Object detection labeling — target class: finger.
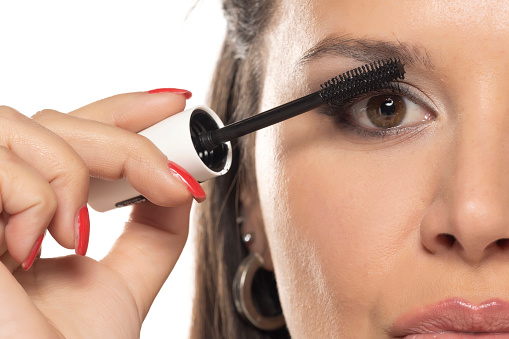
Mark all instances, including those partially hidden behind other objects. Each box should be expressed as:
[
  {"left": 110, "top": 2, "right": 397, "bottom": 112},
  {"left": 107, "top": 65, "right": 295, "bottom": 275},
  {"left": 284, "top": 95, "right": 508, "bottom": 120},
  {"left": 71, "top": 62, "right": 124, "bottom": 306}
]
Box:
[
  {"left": 0, "top": 263, "right": 60, "bottom": 337},
  {"left": 0, "top": 213, "right": 7, "bottom": 254},
  {"left": 101, "top": 200, "right": 192, "bottom": 320},
  {"left": 68, "top": 90, "right": 189, "bottom": 132},
  {"left": 34, "top": 111, "right": 194, "bottom": 206},
  {"left": 1, "top": 251, "right": 22, "bottom": 274},
  {"left": 0, "top": 106, "right": 89, "bottom": 251},
  {"left": 0, "top": 217, "right": 17, "bottom": 273},
  {"left": 0, "top": 146, "right": 55, "bottom": 266}
]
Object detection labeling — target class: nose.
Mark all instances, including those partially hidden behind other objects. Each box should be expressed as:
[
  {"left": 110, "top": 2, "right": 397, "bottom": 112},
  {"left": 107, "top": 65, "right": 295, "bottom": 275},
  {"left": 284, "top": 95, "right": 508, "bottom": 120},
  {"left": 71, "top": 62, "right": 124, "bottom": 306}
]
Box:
[{"left": 420, "top": 96, "right": 509, "bottom": 265}]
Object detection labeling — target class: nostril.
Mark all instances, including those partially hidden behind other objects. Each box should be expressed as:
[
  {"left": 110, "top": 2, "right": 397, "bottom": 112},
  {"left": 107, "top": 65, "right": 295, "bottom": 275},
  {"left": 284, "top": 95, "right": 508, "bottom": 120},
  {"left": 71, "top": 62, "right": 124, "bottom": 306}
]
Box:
[
  {"left": 437, "top": 233, "right": 456, "bottom": 248},
  {"left": 496, "top": 238, "right": 509, "bottom": 249}
]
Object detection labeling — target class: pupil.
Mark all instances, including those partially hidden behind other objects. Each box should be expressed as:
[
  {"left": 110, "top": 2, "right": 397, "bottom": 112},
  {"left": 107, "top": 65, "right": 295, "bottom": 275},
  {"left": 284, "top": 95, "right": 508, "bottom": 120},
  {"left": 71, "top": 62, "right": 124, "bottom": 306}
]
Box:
[{"left": 380, "top": 98, "right": 395, "bottom": 116}]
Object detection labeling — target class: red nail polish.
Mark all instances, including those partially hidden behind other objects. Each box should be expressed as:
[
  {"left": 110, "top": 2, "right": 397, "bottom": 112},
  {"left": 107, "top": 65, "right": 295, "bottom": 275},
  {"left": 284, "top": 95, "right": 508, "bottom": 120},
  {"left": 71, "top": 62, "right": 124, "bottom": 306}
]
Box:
[
  {"left": 22, "top": 233, "right": 45, "bottom": 271},
  {"left": 75, "top": 205, "right": 90, "bottom": 256},
  {"left": 168, "top": 161, "right": 206, "bottom": 203},
  {"left": 147, "top": 88, "right": 192, "bottom": 99}
]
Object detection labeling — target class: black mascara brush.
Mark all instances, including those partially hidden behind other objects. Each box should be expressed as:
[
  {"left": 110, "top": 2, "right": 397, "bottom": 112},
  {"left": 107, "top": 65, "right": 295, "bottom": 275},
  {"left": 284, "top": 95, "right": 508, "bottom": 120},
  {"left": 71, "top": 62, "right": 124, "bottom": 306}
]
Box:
[
  {"left": 198, "top": 58, "right": 405, "bottom": 152},
  {"left": 88, "top": 58, "right": 406, "bottom": 212}
]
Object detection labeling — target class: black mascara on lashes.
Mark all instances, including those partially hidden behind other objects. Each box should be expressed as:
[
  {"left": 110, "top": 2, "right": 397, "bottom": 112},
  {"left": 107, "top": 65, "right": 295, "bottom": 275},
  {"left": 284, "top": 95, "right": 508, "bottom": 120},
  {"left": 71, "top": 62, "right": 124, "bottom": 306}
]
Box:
[
  {"left": 88, "top": 58, "right": 405, "bottom": 212},
  {"left": 321, "top": 79, "right": 436, "bottom": 139}
]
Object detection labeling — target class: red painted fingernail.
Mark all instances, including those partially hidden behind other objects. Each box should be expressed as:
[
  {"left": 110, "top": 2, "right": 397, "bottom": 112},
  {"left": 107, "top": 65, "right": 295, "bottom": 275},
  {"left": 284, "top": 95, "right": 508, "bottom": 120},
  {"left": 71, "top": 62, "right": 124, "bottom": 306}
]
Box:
[
  {"left": 168, "top": 161, "right": 206, "bottom": 203},
  {"left": 22, "top": 233, "right": 45, "bottom": 271},
  {"left": 75, "top": 205, "right": 90, "bottom": 256},
  {"left": 147, "top": 88, "right": 192, "bottom": 99}
]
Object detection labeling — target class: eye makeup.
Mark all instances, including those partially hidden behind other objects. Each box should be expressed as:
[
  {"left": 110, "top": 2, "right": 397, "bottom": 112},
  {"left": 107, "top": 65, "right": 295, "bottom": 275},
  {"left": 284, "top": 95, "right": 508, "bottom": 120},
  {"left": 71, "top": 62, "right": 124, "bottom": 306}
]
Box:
[{"left": 319, "top": 81, "right": 436, "bottom": 140}]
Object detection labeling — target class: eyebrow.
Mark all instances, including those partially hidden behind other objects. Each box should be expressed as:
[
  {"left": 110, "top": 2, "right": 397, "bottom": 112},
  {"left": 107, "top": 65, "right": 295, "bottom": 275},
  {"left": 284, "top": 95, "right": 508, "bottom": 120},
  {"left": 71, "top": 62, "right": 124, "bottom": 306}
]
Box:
[{"left": 298, "top": 34, "right": 434, "bottom": 69}]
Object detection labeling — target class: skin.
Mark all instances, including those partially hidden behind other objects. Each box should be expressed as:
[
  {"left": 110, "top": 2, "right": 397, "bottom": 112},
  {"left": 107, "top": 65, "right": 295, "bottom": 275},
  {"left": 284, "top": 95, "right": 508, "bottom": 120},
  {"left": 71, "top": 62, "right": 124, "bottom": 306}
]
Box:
[
  {"left": 246, "top": 0, "right": 509, "bottom": 337},
  {"left": 0, "top": 93, "right": 194, "bottom": 337}
]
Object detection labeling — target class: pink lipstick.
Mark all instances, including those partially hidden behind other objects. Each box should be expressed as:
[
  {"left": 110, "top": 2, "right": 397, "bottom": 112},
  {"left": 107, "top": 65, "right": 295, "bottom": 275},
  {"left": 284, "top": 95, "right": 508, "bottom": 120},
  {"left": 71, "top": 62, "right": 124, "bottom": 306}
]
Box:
[{"left": 391, "top": 299, "right": 509, "bottom": 338}]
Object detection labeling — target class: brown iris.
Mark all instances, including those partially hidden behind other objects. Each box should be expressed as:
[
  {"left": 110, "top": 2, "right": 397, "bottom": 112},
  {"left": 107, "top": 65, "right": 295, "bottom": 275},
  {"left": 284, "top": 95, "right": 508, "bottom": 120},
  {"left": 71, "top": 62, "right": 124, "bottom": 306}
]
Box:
[{"left": 366, "top": 95, "right": 406, "bottom": 128}]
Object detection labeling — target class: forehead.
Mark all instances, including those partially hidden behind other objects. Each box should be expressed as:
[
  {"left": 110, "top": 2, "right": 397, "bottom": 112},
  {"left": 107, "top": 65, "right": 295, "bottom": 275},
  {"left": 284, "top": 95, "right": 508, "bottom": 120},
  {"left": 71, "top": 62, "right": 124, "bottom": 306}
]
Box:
[
  {"left": 273, "top": 0, "right": 509, "bottom": 31},
  {"left": 267, "top": 0, "right": 509, "bottom": 61},
  {"left": 262, "top": 1, "right": 509, "bottom": 90}
]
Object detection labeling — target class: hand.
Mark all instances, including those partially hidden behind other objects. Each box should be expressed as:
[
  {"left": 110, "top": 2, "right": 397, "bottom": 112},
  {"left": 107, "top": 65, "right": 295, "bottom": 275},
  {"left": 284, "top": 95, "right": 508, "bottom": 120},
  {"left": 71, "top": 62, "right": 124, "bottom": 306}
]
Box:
[{"left": 0, "top": 89, "right": 203, "bottom": 338}]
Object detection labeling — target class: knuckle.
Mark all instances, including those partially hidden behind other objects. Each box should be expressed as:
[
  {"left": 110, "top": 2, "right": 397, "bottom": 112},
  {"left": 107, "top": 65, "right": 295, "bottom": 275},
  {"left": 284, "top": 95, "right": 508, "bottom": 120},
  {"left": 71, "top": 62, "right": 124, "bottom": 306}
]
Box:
[
  {"left": 37, "top": 187, "right": 58, "bottom": 215},
  {"left": 53, "top": 157, "right": 90, "bottom": 188},
  {"left": 47, "top": 190, "right": 58, "bottom": 214},
  {"left": 67, "top": 162, "right": 90, "bottom": 188},
  {"left": 127, "top": 135, "right": 162, "bottom": 169},
  {"left": 75, "top": 162, "right": 91, "bottom": 182},
  {"left": 0, "top": 145, "right": 12, "bottom": 157},
  {"left": 27, "top": 192, "right": 58, "bottom": 226},
  {"left": 0, "top": 106, "right": 24, "bottom": 122},
  {"left": 32, "top": 108, "right": 61, "bottom": 122},
  {"left": 133, "top": 135, "right": 154, "bottom": 155},
  {"left": 0, "top": 146, "right": 22, "bottom": 165},
  {"left": 0, "top": 152, "right": 58, "bottom": 215}
]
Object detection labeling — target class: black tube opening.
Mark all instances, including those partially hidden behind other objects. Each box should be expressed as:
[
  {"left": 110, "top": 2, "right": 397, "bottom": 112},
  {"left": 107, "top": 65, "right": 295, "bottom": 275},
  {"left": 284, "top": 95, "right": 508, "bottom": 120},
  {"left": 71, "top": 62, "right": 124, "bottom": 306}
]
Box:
[{"left": 190, "top": 109, "right": 229, "bottom": 172}]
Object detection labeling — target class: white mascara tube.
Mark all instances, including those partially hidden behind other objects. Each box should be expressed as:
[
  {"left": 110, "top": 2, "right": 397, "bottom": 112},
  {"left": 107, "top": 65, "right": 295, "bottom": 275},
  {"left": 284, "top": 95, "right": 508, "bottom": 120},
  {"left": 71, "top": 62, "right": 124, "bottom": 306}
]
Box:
[{"left": 88, "top": 106, "right": 232, "bottom": 212}]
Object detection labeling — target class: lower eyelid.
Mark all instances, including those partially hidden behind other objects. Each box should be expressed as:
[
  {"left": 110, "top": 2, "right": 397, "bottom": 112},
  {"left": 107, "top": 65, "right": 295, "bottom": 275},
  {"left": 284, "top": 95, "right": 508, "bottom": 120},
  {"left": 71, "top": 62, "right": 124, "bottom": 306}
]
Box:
[{"left": 345, "top": 120, "right": 434, "bottom": 140}]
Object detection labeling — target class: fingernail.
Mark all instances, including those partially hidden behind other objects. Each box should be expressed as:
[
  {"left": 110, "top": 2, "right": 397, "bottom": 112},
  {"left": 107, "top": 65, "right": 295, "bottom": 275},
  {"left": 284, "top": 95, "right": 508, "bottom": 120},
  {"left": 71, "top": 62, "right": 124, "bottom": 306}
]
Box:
[
  {"left": 168, "top": 161, "right": 206, "bottom": 203},
  {"left": 147, "top": 88, "right": 192, "bottom": 99},
  {"left": 22, "top": 233, "right": 45, "bottom": 271},
  {"left": 75, "top": 204, "right": 90, "bottom": 256}
]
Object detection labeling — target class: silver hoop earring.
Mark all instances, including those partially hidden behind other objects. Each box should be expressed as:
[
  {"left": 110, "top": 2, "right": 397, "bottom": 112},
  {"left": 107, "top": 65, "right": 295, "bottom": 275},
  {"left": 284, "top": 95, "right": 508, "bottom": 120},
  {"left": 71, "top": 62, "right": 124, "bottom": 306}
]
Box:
[{"left": 232, "top": 252, "right": 286, "bottom": 331}]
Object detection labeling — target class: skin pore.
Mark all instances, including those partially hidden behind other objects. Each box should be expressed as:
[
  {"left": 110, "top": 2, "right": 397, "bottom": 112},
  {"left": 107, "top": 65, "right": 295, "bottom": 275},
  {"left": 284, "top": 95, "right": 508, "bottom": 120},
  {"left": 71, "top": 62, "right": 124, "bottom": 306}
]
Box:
[{"left": 248, "top": 0, "right": 509, "bottom": 337}]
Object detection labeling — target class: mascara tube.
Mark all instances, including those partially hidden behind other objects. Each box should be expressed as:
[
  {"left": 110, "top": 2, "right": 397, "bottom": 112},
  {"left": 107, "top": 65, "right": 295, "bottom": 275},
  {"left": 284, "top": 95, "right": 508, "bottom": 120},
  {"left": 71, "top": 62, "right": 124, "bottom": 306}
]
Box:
[{"left": 88, "top": 106, "right": 232, "bottom": 212}]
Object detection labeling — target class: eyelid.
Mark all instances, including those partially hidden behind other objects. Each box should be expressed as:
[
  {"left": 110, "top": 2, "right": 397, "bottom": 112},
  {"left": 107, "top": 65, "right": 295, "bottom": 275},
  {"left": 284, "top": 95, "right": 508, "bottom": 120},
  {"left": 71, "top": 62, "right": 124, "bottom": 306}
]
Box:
[
  {"left": 318, "top": 81, "right": 438, "bottom": 136},
  {"left": 391, "top": 81, "right": 438, "bottom": 116},
  {"left": 322, "top": 81, "right": 436, "bottom": 116}
]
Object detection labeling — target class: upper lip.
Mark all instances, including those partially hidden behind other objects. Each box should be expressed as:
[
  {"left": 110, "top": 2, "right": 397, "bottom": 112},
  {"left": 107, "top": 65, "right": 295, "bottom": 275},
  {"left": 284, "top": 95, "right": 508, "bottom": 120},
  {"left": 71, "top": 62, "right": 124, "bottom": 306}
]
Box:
[{"left": 391, "top": 298, "right": 509, "bottom": 337}]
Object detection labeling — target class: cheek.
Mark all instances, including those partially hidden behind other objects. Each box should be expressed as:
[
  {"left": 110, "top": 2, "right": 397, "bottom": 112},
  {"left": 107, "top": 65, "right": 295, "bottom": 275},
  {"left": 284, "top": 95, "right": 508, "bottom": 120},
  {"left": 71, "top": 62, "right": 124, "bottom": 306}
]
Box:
[{"left": 255, "top": 118, "right": 447, "bottom": 336}]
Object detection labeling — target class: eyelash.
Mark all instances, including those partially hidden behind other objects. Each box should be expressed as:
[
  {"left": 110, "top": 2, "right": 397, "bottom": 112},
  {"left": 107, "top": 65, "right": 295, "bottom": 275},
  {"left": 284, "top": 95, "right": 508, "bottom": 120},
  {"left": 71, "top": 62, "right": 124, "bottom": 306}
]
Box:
[{"left": 318, "top": 82, "right": 435, "bottom": 139}]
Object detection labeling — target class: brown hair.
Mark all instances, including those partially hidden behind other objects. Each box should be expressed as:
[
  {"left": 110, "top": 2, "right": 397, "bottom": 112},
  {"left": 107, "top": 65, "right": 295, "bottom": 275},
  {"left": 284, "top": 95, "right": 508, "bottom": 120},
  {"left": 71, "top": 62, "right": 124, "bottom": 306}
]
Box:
[{"left": 190, "top": 1, "right": 290, "bottom": 338}]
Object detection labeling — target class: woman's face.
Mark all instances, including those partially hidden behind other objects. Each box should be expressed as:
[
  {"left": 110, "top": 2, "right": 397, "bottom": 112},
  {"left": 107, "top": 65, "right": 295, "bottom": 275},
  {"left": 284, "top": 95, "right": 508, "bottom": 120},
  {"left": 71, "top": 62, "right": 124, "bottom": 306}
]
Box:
[{"left": 254, "top": 0, "right": 509, "bottom": 337}]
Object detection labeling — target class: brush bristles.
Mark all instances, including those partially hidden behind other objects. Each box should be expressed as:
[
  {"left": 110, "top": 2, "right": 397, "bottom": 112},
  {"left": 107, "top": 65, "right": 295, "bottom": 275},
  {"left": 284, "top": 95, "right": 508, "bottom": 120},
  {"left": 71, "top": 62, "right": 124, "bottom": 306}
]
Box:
[{"left": 319, "top": 58, "right": 405, "bottom": 105}]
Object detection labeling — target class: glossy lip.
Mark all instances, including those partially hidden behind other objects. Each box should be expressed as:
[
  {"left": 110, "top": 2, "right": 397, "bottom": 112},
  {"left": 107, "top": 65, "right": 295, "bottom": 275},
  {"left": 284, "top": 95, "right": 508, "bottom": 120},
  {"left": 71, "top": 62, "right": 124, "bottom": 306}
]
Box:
[{"left": 391, "top": 299, "right": 509, "bottom": 337}]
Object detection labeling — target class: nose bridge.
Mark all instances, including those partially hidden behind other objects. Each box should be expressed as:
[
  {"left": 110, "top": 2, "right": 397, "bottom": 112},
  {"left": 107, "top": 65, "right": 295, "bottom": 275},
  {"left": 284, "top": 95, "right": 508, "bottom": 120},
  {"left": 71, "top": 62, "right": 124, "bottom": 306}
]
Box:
[{"left": 447, "top": 76, "right": 509, "bottom": 262}]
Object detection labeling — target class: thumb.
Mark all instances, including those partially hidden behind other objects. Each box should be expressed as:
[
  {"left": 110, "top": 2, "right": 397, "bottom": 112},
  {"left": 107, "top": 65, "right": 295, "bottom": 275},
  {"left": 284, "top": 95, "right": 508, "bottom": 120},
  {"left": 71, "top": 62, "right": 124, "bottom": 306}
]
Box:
[
  {"left": 0, "top": 263, "right": 61, "bottom": 338},
  {"left": 100, "top": 200, "right": 192, "bottom": 321}
]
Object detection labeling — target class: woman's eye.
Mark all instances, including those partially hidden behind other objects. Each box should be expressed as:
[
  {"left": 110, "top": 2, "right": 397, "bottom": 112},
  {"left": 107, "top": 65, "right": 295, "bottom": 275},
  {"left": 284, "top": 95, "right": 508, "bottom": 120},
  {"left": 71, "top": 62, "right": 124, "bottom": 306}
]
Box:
[{"left": 346, "top": 94, "right": 433, "bottom": 130}]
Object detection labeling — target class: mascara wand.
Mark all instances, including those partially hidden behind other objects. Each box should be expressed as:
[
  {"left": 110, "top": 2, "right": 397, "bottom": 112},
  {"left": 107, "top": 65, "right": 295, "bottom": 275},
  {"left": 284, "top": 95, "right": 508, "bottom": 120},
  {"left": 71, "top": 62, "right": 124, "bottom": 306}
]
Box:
[{"left": 198, "top": 58, "right": 406, "bottom": 152}]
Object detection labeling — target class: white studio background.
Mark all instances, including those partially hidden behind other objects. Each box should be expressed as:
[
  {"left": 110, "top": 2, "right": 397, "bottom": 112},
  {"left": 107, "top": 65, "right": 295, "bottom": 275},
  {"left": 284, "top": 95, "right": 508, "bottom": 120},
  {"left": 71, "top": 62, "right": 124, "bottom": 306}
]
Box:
[{"left": 0, "top": 1, "right": 226, "bottom": 338}]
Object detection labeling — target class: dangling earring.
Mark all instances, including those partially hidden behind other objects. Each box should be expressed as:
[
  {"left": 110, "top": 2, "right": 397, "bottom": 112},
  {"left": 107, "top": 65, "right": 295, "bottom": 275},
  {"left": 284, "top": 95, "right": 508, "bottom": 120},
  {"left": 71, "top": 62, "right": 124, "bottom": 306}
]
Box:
[{"left": 232, "top": 234, "right": 286, "bottom": 331}]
